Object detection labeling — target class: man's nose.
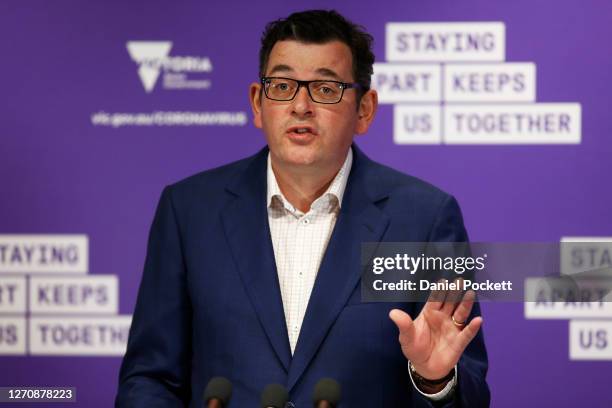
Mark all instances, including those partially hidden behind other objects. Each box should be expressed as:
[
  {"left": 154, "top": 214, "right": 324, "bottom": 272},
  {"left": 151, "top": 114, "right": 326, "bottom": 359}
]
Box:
[{"left": 291, "top": 85, "right": 314, "bottom": 116}]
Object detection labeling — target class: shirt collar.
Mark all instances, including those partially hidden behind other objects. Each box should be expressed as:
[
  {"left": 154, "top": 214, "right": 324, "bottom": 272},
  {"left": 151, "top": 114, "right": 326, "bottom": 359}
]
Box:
[{"left": 266, "top": 147, "right": 353, "bottom": 213}]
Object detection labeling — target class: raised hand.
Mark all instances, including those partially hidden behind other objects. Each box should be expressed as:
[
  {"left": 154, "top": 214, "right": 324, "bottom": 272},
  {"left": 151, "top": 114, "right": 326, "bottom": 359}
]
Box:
[{"left": 389, "top": 282, "right": 483, "bottom": 382}]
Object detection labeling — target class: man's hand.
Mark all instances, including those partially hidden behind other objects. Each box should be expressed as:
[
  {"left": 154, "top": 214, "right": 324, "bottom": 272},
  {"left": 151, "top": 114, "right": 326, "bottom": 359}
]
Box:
[{"left": 389, "top": 281, "right": 483, "bottom": 382}]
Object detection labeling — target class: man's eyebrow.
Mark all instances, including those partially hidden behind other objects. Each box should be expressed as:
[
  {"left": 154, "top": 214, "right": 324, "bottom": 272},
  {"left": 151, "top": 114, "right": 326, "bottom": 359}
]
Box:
[
  {"left": 266, "top": 65, "right": 346, "bottom": 81},
  {"left": 315, "top": 68, "right": 343, "bottom": 81},
  {"left": 267, "top": 64, "right": 293, "bottom": 75}
]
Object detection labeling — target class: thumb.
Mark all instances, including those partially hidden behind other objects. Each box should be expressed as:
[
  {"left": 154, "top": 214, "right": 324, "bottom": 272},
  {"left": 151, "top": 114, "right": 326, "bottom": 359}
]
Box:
[{"left": 389, "top": 309, "right": 416, "bottom": 344}]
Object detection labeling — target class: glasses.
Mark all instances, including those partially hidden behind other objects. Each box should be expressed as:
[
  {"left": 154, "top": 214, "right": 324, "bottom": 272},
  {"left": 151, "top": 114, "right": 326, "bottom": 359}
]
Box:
[{"left": 261, "top": 77, "right": 361, "bottom": 104}]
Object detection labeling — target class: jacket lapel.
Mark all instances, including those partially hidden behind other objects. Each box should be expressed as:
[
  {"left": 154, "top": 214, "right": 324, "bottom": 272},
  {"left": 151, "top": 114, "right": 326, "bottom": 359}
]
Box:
[
  {"left": 220, "top": 147, "right": 292, "bottom": 372},
  {"left": 287, "top": 146, "right": 391, "bottom": 391}
]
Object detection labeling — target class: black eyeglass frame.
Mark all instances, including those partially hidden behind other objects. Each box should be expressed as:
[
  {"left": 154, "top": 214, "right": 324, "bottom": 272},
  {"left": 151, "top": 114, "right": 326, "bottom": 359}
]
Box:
[{"left": 260, "top": 76, "right": 362, "bottom": 104}]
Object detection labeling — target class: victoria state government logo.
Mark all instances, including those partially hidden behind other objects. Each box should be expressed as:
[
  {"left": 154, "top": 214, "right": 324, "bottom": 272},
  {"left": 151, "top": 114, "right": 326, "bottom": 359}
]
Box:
[{"left": 126, "top": 41, "right": 213, "bottom": 92}]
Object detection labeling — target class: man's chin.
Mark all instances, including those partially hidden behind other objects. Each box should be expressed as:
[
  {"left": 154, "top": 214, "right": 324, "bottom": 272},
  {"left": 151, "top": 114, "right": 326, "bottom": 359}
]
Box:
[{"left": 273, "top": 150, "right": 320, "bottom": 169}]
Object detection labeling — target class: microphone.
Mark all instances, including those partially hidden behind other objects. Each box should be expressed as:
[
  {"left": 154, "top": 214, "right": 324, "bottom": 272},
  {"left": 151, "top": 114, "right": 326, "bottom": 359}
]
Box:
[
  {"left": 312, "top": 378, "right": 341, "bottom": 408},
  {"left": 202, "top": 377, "right": 232, "bottom": 408},
  {"left": 260, "top": 383, "right": 289, "bottom": 408}
]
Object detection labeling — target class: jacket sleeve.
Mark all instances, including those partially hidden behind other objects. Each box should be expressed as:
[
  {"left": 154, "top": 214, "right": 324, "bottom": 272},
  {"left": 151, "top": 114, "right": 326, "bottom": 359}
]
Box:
[
  {"left": 116, "top": 186, "right": 192, "bottom": 407},
  {"left": 411, "top": 194, "right": 491, "bottom": 408}
]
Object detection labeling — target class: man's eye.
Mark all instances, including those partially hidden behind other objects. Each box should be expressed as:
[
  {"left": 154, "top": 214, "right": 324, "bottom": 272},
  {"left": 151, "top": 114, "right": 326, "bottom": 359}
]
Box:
[
  {"left": 314, "top": 84, "right": 339, "bottom": 96},
  {"left": 276, "top": 82, "right": 290, "bottom": 91}
]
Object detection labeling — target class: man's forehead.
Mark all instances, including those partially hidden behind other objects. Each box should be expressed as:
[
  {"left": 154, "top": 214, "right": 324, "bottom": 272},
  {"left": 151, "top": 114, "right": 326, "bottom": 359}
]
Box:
[{"left": 265, "top": 40, "right": 353, "bottom": 79}]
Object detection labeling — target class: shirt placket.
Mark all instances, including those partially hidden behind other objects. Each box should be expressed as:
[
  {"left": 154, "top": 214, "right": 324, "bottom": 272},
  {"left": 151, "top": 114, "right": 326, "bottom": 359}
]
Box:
[{"left": 288, "top": 209, "right": 316, "bottom": 353}]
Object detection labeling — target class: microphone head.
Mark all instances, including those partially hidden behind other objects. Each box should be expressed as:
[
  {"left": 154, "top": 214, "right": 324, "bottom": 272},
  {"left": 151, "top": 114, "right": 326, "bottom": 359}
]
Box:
[
  {"left": 312, "top": 378, "right": 341, "bottom": 406},
  {"left": 260, "top": 383, "right": 289, "bottom": 408},
  {"left": 203, "top": 376, "right": 232, "bottom": 405}
]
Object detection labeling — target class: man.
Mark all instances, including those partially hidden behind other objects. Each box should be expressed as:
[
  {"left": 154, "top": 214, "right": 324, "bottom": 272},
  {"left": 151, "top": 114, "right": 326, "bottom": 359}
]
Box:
[{"left": 117, "top": 10, "right": 489, "bottom": 407}]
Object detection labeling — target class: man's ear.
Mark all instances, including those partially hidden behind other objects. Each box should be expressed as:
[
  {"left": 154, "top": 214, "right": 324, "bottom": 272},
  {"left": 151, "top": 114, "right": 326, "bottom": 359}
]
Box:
[
  {"left": 355, "top": 89, "right": 378, "bottom": 135},
  {"left": 249, "top": 82, "right": 263, "bottom": 129}
]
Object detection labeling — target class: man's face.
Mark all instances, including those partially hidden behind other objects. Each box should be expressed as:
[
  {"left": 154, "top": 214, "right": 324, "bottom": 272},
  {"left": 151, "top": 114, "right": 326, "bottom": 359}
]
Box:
[{"left": 249, "top": 40, "right": 377, "bottom": 173}]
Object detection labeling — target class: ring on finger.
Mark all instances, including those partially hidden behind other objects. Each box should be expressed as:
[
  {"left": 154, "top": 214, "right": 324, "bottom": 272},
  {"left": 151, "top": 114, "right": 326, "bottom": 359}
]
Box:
[{"left": 452, "top": 315, "right": 466, "bottom": 327}]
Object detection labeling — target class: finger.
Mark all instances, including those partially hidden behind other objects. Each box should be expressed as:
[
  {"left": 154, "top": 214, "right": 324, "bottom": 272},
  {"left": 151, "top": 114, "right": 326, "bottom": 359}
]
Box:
[
  {"left": 452, "top": 289, "right": 476, "bottom": 325},
  {"left": 424, "top": 279, "right": 448, "bottom": 311},
  {"left": 389, "top": 309, "right": 416, "bottom": 344},
  {"left": 454, "top": 316, "right": 483, "bottom": 352},
  {"left": 441, "top": 278, "right": 464, "bottom": 316}
]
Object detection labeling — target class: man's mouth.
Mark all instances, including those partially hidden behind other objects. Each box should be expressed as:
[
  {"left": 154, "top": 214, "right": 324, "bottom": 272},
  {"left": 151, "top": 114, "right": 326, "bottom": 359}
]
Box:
[{"left": 287, "top": 125, "right": 317, "bottom": 136}]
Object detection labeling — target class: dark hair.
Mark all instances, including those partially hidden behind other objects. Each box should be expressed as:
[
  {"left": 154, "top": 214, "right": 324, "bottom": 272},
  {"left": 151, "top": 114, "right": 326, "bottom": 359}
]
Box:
[{"left": 259, "top": 10, "right": 375, "bottom": 95}]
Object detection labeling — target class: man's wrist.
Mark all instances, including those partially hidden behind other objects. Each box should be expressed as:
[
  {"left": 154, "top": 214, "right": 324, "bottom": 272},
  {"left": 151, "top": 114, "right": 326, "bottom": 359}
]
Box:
[
  {"left": 408, "top": 361, "right": 457, "bottom": 400},
  {"left": 409, "top": 361, "right": 455, "bottom": 386}
]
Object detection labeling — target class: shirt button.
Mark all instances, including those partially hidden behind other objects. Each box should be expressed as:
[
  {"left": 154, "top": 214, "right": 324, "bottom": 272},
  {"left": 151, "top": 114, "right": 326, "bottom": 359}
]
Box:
[{"left": 302, "top": 218, "right": 310, "bottom": 225}]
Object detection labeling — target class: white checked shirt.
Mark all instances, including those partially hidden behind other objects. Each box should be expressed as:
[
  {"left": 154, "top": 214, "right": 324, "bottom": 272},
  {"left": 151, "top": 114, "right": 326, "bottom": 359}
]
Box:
[
  {"left": 267, "top": 149, "right": 352, "bottom": 354},
  {"left": 265, "top": 148, "right": 456, "bottom": 401}
]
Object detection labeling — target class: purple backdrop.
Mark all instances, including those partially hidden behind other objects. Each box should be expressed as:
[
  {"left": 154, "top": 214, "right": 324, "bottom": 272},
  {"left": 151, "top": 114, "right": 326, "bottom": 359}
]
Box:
[{"left": 1, "top": 0, "right": 611, "bottom": 406}]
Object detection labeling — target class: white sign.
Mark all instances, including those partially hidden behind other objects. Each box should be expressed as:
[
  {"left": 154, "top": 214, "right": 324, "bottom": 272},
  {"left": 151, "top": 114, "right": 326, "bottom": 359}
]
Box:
[
  {"left": 30, "top": 316, "right": 131, "bottom": 356},
  {"left": 373, "top": 63, "right": 441, "bottom": 103},
  {"left": 394, "top": 105, "right": 442, "bottom": 144},
  {"left": 0, "top": 235, "right": 88, "bottom": 274},
  {"left": 444, "top": 63, "right": 535, "bottom": 102},
  {"left": 0, "top": 317, "right": 26, "bottom": 355},
  {"left": 560, "top": 237, "right": 612, "bottom": 276},
  {"left": 386, "top": 22, "right": 505, "bottom": 62},
  {"left": 525, "top": 301, "right": 612, "bottom": 319},
  {"left": 444, "top": 103, "right": 581, "bottom": 144},
  {"left": 570, "top": 320, "right": 612, "bottom": 360},
  {"left": 0, "top": 277, "right": 26, "bottom": 314},
  {"left": 30, "top": 276, "right": 118, "bottom": 315},
  {"left": 383, "top": 21, "right": 581, "bottom": 145}
]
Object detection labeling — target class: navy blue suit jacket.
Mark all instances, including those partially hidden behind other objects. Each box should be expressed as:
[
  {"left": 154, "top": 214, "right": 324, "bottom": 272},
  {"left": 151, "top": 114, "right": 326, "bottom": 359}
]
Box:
[{"left": 116, "top": 145, "right": 489, "bottom": 407}]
